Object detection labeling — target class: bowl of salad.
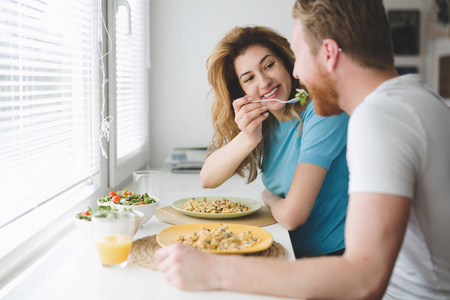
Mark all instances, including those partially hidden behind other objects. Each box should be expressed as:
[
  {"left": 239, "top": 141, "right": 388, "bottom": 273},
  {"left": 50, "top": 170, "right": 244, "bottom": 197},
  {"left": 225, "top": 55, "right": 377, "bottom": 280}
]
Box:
[
  {"left": 74, "top": 205, "right": 144, "bottom": 236},
  {"left": 97, "top": 189, "right": 159, "bottom": 225}
]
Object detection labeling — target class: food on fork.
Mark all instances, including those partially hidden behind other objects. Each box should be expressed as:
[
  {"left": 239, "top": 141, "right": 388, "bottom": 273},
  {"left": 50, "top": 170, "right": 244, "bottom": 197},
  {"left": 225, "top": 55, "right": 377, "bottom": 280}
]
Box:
[
  {"left": 175, "top": 224, "right": 260, "bottom": 251},
  {"left": 182, "top": 197, "right": 250, "bottom": 214},
  {"left": 295, "top": 88, "right": 309, "bottom": 105},
  {"left": 250, "top": 88, "right": 309, "bottom": 104}
]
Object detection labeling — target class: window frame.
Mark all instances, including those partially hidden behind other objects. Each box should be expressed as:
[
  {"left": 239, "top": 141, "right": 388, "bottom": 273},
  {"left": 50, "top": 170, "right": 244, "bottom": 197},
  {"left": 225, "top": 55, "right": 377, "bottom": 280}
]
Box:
[{"left": 106, "top": 0, "right": 150, "bottom": 188}]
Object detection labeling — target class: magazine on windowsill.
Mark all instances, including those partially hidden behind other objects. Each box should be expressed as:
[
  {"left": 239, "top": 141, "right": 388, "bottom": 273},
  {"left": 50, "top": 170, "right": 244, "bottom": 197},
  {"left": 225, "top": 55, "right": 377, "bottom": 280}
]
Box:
[{"left": 165, "top": 147, "right": 207, "bottom": 173}]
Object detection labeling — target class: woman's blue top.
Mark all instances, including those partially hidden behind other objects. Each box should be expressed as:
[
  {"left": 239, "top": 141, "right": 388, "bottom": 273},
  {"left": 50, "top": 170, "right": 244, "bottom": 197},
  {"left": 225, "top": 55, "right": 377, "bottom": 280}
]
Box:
[{"left": 262, "top": 100, "right": 349, "bottom": 257}]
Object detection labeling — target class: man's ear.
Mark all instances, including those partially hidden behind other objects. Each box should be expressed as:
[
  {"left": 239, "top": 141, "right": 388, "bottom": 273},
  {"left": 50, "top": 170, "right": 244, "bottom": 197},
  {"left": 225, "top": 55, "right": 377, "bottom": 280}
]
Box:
[{"left": 321, "top": 38, "right": 341, "bottom": 72}]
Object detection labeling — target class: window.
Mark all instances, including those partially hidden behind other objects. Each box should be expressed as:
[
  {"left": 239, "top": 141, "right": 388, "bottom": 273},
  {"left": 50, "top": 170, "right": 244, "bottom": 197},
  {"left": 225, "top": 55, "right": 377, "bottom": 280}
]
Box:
[
  {"left": 116, "top": 0, "right": 149, "bottom": 160},
  {"left": 0, "top": 0, "right": 150, "bottom": 271},
  {"left": 0, "top": 0, "right": 101, "bottom": 230},
  {"left": 108, "top": 0, "right": 150, "bottom": 186}
]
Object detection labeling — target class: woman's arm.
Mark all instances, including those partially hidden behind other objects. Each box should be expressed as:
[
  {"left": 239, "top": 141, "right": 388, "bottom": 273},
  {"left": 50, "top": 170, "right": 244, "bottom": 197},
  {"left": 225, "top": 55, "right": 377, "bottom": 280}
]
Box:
[
  {"left": 262, "top": 162, "right": 327, "bottom": 230},
  {"left": 200, "top": 131, "right": 259, "bottom": 188},
  {"left": 200, "top": 96, "right": 268, "bottom": 188}
]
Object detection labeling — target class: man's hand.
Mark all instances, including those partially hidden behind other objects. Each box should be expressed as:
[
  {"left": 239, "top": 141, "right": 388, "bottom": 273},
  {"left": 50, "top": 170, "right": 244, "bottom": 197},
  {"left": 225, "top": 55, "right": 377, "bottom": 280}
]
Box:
[{"left": 154, "top": 243, "right": 224, "bottom": 290}]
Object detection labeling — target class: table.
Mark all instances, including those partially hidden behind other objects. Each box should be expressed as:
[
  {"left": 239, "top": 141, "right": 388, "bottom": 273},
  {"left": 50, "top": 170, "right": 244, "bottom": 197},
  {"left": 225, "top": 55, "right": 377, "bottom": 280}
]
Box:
[{"left": 1, "top": 172, "right": 294, "bottom": 300}]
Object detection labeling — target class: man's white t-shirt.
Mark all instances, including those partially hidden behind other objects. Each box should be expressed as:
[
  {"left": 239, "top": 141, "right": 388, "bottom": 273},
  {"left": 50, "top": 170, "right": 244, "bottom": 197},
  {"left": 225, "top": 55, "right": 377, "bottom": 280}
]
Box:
[{"left": 347, "top": 74, "right": 450, "bottom": 299}]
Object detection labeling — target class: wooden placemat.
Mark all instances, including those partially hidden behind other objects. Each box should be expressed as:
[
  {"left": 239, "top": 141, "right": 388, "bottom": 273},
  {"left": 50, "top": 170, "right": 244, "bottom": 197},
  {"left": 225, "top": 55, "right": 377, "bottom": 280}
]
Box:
[
  {"left": 155, "top": 205, "right": 277, "bottom": 227},
  {"left": 129, "top": 234, "right": 288, "bottom": 271}
]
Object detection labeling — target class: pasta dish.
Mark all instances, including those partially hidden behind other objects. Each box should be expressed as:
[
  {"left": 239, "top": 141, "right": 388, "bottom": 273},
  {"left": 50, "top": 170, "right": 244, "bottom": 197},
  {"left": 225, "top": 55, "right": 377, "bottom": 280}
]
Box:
[
  {"left": 182, "top": 197, "right": 250, "bottom": 214},
  {"left": 175, "top": 224, "right": 259, "bottom": 251}
]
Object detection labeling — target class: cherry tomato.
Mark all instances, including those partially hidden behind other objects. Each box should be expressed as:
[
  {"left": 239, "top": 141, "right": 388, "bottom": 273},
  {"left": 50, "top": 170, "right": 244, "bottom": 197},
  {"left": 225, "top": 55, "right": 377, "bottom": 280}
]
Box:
[
  {"left": 109, "top": 191, "right": 117, "bottom": 197},
  {"left": 112, "top": 195, "right": 120, "bottom": 203},
  {"left": 81, "top": 211, "right": 90, "bottom": 216},
  {"left": 139, "top": 201, "right": 146, "bottom": 205}
]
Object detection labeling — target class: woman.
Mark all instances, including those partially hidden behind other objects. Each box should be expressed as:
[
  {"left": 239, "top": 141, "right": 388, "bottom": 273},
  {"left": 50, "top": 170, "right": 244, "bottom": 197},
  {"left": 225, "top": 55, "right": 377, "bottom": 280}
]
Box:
[{"left": 200, "top": 26, "right": 349, "bottom": 258}]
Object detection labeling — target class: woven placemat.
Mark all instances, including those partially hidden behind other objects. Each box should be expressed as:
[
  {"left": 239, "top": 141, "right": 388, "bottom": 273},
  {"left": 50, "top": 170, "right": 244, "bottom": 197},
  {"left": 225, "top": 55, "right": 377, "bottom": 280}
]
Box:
[
  {"left": 129, "top": 234, "right": 288, "bottom": 271},
  {"left": 155, "top": 205, "right": 277, "bottom": 227}
]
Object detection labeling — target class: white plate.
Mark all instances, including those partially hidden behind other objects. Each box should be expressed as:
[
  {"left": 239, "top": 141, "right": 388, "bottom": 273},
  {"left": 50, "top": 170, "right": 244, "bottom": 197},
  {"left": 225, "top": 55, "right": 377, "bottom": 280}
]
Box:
[{"left": 171, "top": 196, "right": 262, "bottom": 219}]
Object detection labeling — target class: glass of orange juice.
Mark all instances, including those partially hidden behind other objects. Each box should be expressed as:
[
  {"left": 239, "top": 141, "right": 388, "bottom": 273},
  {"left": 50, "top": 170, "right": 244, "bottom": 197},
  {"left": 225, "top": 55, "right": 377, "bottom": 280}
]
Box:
[{"left": 92, "top": 210, "right": 135, "bottom": 268}]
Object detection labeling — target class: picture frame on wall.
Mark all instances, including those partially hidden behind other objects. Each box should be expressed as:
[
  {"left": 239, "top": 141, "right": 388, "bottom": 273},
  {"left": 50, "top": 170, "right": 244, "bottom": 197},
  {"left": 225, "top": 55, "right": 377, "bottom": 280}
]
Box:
[
  {"left": 439, "top": 55, "right": 450, "bottom": 99},
  {"left": 388, "top": 10, "right": 421, "bottom": 55},
  {"left": 396, "top": 66, "right": 419, "bottom": 75}
]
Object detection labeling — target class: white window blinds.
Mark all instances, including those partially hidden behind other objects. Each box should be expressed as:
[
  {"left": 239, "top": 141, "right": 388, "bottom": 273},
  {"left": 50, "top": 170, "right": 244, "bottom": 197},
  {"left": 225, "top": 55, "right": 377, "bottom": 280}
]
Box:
[
  {"left": 0, "top": 0, "right": 100, "bottom": 228},
  {"left": 115, "top": 0, "right": 149, "bottom": 160}
]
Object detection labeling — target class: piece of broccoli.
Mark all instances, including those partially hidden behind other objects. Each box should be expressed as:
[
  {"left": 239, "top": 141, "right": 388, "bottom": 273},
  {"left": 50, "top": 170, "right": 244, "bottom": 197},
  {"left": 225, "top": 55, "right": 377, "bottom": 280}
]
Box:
[{"left": 295, "top": 89, "right": 309, "bottom": 106}]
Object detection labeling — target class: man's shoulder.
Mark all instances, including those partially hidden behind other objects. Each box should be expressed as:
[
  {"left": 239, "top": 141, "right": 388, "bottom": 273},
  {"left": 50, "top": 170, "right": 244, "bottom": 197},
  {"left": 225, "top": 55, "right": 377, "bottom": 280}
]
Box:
[{"left": 349, "top": 97, "right": 401, "bottom": 132}]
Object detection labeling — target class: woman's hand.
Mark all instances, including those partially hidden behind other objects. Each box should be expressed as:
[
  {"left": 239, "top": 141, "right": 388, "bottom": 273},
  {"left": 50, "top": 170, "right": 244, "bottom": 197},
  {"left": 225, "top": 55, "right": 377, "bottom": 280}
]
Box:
[
  {"left": 199, "top": 96, "right": 268, "bottom": 188},
  {"left": 261, "top": 188, "right": 283, "bottom": 208},
  {"left": 232, "top": 96, "right": 269, "bottom": 145},
  {"left": 155, "top": 243, "right": 223, "bottom": 290}
]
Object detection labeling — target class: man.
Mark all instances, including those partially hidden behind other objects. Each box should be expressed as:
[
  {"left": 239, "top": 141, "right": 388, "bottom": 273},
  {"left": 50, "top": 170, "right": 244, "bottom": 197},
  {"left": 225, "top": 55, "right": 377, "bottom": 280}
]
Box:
[{"left": 155, "top": 1, "right": 450, "bottom": 298}]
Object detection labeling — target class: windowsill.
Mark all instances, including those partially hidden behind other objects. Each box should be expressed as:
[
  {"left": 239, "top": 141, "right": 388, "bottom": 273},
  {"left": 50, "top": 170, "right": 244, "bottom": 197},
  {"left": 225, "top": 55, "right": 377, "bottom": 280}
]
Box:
[{"left": 0, "top": 184, "right": 107, "bottom": 290}]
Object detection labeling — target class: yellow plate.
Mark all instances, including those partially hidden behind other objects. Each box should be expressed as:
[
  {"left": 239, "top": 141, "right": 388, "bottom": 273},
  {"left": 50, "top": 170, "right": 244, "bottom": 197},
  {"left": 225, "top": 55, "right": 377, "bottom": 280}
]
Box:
[
  {"left": 156, "top": 223, "right": 273, "bottom": 254},
  {"left": 171, "top": 196, "right": 262, "bottom": 219}
]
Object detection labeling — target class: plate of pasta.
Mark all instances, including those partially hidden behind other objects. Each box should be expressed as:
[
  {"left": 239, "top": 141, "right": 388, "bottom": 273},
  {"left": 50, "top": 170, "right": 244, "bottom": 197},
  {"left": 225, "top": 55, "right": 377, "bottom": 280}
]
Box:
[
  {"left": 171, "top": 196, "right": 262, "bottom": 219},
  {"left": 156, "top": 223, "right": 272, "bottom": 254}
]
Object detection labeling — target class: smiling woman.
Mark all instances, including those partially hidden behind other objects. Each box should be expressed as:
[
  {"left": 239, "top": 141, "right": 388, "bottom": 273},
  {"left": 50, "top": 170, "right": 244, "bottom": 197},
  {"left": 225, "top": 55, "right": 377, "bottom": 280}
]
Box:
[{"left": 200, "top": 25, "right": 350, "bottom": 259}]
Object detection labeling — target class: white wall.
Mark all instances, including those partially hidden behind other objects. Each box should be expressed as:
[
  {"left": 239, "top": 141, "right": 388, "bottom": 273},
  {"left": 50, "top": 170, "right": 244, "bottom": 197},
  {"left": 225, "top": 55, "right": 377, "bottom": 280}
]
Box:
[
  {"left": 149, "top": 0, "right": 295, "bottom": 168},
  {"left": 149, "top": 0, "right": 450, "bottom": 168}
]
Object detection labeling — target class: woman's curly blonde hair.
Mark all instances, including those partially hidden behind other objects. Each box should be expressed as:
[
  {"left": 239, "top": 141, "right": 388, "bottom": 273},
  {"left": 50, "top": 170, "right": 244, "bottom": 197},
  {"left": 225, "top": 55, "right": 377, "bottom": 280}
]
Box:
[{"left": 206, "top": 25, "right": 309, "bottom": 183}]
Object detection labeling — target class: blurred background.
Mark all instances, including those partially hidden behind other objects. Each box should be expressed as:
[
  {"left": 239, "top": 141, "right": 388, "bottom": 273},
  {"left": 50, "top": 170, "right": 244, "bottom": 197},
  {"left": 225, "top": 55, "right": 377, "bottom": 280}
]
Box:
[{"left": 149, "top": 0, "right": 450, "bottom": 169}]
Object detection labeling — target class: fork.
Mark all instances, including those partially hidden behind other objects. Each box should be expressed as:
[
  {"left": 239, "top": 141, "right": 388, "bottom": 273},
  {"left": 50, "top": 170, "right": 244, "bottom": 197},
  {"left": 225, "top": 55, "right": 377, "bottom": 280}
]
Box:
[{"left": 250, "top": 97, "right": 300, "bottom": 104}]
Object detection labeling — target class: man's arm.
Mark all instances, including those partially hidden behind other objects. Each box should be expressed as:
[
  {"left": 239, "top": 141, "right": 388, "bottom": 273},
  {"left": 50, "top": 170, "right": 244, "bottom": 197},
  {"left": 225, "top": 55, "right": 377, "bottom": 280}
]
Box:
[{"left": 156, "top": 193, "right": 410, "bottom": 299}]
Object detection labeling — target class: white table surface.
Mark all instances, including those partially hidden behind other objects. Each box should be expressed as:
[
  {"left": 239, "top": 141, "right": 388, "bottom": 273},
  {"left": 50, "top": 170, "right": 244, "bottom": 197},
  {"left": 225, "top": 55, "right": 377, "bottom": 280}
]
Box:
[{"left": 1, "top": 172, "right": 294, "bottom": 300}]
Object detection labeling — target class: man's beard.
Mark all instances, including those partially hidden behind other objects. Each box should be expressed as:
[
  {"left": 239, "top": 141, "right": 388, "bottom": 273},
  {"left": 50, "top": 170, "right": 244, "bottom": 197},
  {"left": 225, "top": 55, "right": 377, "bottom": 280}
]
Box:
[{"left": 305, "top": 64, "right": 342, "bottom": 117}]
